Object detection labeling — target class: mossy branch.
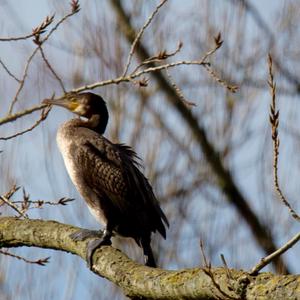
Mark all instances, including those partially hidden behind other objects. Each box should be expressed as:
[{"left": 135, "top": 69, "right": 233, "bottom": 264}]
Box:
[{"left": 0, "top": 217, "right": 299, "bottom": 300}]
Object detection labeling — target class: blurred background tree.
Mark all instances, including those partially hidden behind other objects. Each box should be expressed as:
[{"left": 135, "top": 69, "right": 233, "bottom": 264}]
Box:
[{"left": 0, "top": 0, "right": 299, "bottom": 299}]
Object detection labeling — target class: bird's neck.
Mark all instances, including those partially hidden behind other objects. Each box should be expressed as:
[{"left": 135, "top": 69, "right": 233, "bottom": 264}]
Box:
[
  {"left": 63, "top": 114, "right": 107, "bottom": 135},
  {"left": 86, "top": 114, "right": 107, "bottom": 134}
]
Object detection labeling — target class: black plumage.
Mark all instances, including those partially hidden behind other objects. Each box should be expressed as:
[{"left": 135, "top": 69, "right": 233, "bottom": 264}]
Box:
[{"left": 43, "top": 92, "right": 169, "bottom": 267}]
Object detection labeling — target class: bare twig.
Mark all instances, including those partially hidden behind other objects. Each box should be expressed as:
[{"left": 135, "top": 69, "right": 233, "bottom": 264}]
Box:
[
  {"left": 0, "top": 33, "right": 35, "bottom": 42},
  {"left": 21, "top": 188, "right": 30, "bottom": 213},
  {"left": 72, "top": 58, "right": 211, "bottom": 93},
  {"left": 268, "top": 54, "right": 300, "bottom": 222},
  {"left": 0, "top": 14, "right": 54, "bottom": 42},
  {"left": 0, "top": 57, "right": 211, "bottom": 129},
  {"left": 165, "top": 68, "right": 196, "bottom": 107},
  {"left": 0, "top": 107, "right": 51, "bottom": 141},
  {"left": 248, "top": 54, "right": 300, "bottom": 276},
  {"left": 201, "top": 32, "right": 223, "bottom": 62},
  {"left": 220, "top": 254, "right": 233, "bottom": 281},
  {"left": 32, "top": 14, "right": 55, "bottom": 45},
  {"left": 122, "top": 0, "right": 168, "bottom": 76},
  {"left": 200, "top": 240, "right": 210, "bottom": 268},
  {"left": 70, "top": 0, "right": 80, "bottom": 13},
  {"left": 0, "top": 103, "right": 47, "bottom": 126},
  {"left": 12, "top": 197, "right": 75, "bottom": 208},
  {"left": 73, "top": 34, "right": 227, "bottom": 94},
  {"left": 0, "top": 195, "right": 28, "bottom": 218},
  {"left": 200, "top": 33, "right": 237, "bottom": 93},
  {"left": 0, "top": 185, "right": 73, "bottom": 212},
  {"left": 1, "top": 185, "right": 20, "bottom": 201},
  {"left": 38, "top": 46, "right": 66, "bottom": 93},
  {"left": 132, "top": 42, "right": 183, "bottom": 74},
  {"left": 40, "top": 7, "right": 79, "bottom": 46},
  {"left": 203, "top": 64, "right": 238, "bottom": 93},
  {"left": 0, "top": 58, "right": 21, "bottom": 82},
  {"left": 0, "top": 36, "right": 220, "bottom": 127},
  {"left": 145, "top": 41, "right": 183, "bottom": 62},
  {"left": 7, "top": 14, "right": 54, "bottom": 114},
  {"left": 8, "top": 6, "right": 79, "bottom": 114},
  {"left": 250, "top": 231, "right": 300, "bottom": 275},
  {"left": 200, "top": 242, "right": 238, "bottom": 300},
  {"left": 8, "top": 47, "right": 40, "bottom": 114},
  {"left": 0, "top": 249, "right": 50, "bottom": 266}
]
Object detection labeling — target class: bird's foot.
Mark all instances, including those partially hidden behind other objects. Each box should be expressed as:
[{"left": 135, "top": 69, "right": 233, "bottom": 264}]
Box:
[
  {"left": 86, "top": 237, "right": 112, "bottom": 269},
  {"left": 69, "top": 229, "right": 104, "bottom": 241},
  {"left": 70, "top": 228, "right": 112, "bottom": 269}
]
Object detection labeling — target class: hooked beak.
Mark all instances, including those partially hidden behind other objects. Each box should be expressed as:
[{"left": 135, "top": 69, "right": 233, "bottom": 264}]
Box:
[{"left": 42, "top": 97, "right": 79, "bottom": 112}]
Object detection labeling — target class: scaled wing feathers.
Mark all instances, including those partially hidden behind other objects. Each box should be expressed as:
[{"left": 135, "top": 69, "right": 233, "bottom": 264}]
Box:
[{"left": 73, "top": 133, "right": 168, "bottom": 237}]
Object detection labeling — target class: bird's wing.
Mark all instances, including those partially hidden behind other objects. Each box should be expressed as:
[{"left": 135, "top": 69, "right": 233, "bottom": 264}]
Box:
[{"left": 75, "top": 133, "right": 168, "bottom": 237}]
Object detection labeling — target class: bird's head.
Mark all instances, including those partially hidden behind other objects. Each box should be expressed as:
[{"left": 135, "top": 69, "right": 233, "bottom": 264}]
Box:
[{"left": 43, "top": 92, "right": 109, "bottom": 133}]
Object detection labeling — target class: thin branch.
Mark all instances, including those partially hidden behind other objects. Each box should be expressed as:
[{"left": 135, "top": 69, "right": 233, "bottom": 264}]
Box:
[
  {"left": 73, "top": 35, "right": 230, "bottom": 94},
  {"left": 0, "top": 14, "right": 54, "bottom": 42},
  {"left": 0, "top": 249, "right": 50, "bottom": 266},
  {"left": 0, "top": 103, "right": 47, "bottom": 126},
  {"left": 7, "top": 14, "right": 55, "bottom": 114},
  {"left": 0, "top": 58, "right": 209, "bottom": 127},
  {"left": 39, "top": 9, "right": 79, "bottom": 46},
  {"left": 8, "top": 6, "right": 79, "bottom": 114},
  {"left": 72, "top": 58, "right": 211, "bottom": 93},
  {"left": 0, "top": 195, "right": 28, "bottom": 218},
  {"left": 198, "top": 33, "right": 238, "bottom": 93},
  {"left": 165, "top": 68, "right": 196, "bottom": 107},
  {"left": 0, "top": 58, "right": 21, "bottom": 82},
  {"left": 132, "top": 41, "right": 183, "bottom": 74},
  {"left": 200, "top": 241, "right": 238, "bottom": 300},
  {"left": 202, "top": 32, "right": 223, "bottom": 62},
  {"left": 200, "top": 240, "right": 210, "bottom": 268},
  {"left": 8, "top": 47, "right": 40, "bottom": 114},
  {"left": 38, "top": 46, "right": 66, "bottom": 93},
  {"left": 250, "top": 231, "right": 300, "bottom": 275},
  {"left": 0, "top": 38, "right": 219, "bottom": 127},
  {"left": 1, "top": 185, "right": 20, "bottom": 201},
  {"left": 0, "top": 33, "right": 35, "bottom": 42},
  {"left": 12, "top": 197, "right": 75, "bottom": 208},
  {"left": 144, "top": 41, "right": 183, "bottom": 63},
  {"left": 203, "top": 64, "right": 238, "bottom": 93},
  {"left": 220, "top": 254, "right": 233, "bottom": 281},
  {"left": 122, "top": 0, "right": 168, "bottom": 76},
  {"left": 268, "top": 54, "right": 300, "bottom": 222},
  {"left": 0, "top": 107, "right": 51, "bottom": 141}
]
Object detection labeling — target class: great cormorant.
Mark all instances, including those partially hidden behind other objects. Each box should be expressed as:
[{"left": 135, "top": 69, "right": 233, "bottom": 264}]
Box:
[{"left": 43, "top": 92, "right": 169, "bottom": 268}]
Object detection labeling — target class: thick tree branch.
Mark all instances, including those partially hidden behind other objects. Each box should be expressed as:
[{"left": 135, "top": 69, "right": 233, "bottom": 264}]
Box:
[
  {"left": 110, "top": 0, "right": 288, "bottom": 274},
  {"left": 0, "top": 217, "right": 299, "bottom": 300}
]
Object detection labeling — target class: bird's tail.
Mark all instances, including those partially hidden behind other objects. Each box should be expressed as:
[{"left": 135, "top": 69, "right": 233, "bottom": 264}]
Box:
[{"left": 141, "top": 238, "right": 157, "bottom": 268}]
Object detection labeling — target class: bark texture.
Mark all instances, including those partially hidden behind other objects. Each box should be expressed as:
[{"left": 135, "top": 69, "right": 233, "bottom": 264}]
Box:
[{"left": 0, "top": 217, "right": 299, "bottom": 300}]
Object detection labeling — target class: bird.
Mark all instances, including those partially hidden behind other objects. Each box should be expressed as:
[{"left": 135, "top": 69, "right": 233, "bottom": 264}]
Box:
[{"left": 43, "top": 92, "right": 169, "bottom": 268}]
